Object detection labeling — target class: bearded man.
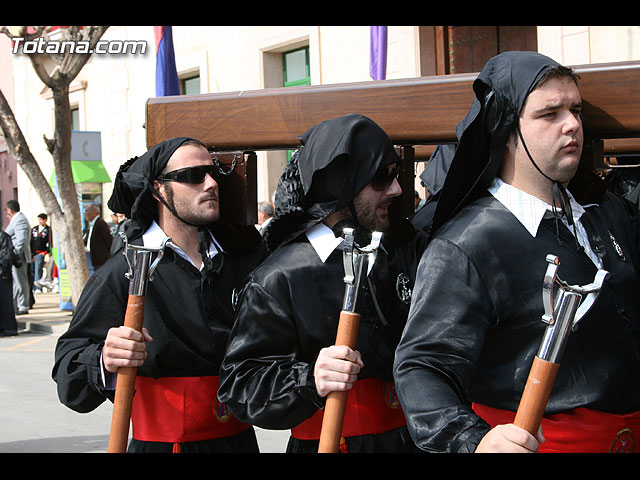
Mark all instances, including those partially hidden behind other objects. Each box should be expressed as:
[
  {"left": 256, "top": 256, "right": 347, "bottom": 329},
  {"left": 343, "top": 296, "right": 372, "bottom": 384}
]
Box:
[
  {"left": 218, "top": 114, "right": 428, "bottom": 453},
  {"left": 53, "top": 138, "right": 263, "bottom": 453}
]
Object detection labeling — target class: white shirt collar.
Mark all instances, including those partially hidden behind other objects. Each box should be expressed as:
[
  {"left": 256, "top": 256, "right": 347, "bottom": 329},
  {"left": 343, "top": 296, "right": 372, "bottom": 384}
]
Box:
[
  {"left": 488, "top": 177, "right": 587, "bottom": 237},
  {"left": 142, "top": 221, "right": 223, "bottom": 270},
  {"left": 305, "top": 222, "right": 344, "bottom": 263},
  {"left": 305, "top": 221, "right": 389, "bottom": 263},
  {"left": 488, "top": 177, "right": 603, "bottom": 269}
]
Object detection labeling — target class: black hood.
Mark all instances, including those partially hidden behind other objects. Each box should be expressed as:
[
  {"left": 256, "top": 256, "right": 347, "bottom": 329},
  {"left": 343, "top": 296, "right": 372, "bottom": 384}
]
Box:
[
  {"left": 420, "top": 143, "right": 456, "bottom": 197},
  {"left": 107, "top": 136, "right": 262, "bottom": 256},
  {"left": 107, "top": 137, "right": 198, "bottom": 238},
  {"left": 264, "top": 113, "right": 400, "bottom": 252},
  {"left": 429, "top": 51, "right": 564, "bottom": 238}
]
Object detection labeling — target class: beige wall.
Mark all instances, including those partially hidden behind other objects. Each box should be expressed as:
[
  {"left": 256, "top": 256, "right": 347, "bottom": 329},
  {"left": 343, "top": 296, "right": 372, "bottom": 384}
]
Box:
[
  {"left": 7, "top": 26, "right": 640, "bottom": 226},
  {"left": 538, "top": 26, "right": 640, "bottom": 65}
]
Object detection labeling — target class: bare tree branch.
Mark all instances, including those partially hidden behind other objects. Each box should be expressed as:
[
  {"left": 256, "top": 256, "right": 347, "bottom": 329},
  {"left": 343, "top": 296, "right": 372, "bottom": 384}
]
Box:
[
  {"left": 62, "top": 26, "right": 110, "bottom": 80},
  {"left": 0, "top": 25, "right": 110, "bottom": 304},
  {"left": 0, "top": 26, "right": 55, "bottom": 86},
  {"left": 0, "top": 88, "right": 60, "bottom": 216}
]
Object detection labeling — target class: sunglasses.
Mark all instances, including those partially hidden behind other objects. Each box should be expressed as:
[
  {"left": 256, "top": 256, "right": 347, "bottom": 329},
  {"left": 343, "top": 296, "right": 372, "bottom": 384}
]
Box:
[
  {"left": 371, "top": 165, "right": 399, "bottom": 191},
  {"left": 156, "top": 165, "right": 219, "bottom": 184}
]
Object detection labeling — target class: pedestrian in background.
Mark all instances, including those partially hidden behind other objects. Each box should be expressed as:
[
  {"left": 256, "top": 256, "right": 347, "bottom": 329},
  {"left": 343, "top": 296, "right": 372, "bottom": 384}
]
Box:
[
  {"left": 0, "top": 228, "right": 18, "bottom": 336},
  {"left": 30, "top": 213, "right": 51, "bottom": 293},
  {"left": 109, "top": 213, "right": 132, "bottom": 256},
  {"left": 256, "top": 201, "right": 274, "bottom": 235},
  {"left": 83, "top": 204, "right": 113, "bottom": 272},
  {"left": 5, "top": 200, "right": 31, "bottom": 315}
]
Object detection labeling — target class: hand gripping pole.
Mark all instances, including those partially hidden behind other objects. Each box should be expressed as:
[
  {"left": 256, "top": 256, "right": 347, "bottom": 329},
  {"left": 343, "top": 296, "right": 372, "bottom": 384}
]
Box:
[
  {"left": 513, "top": 254, "right": 608, "bottom": 435},
  {"left": 318, "top": 228, "right": 382, "bottom": 453},
  {"left": 108, "top": 234, "right": 169, "bottom": 453}
]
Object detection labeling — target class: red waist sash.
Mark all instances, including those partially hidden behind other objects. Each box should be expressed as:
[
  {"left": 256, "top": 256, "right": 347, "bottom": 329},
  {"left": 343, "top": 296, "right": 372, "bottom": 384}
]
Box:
[
  {"left": 131, "top": 375, "right": 250, "bottom": 445},
  {"left": 473, "top": 403, "right": 640, "bottom": 453},
  {"left": 291, "top": 378, "right": 406, "bottom": 440}
]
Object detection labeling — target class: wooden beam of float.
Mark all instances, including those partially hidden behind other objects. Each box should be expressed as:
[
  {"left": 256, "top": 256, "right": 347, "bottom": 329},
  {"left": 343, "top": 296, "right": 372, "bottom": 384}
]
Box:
[
  {"left": 146, "top": 72, "right": 475, "bottom": 150},
  {"left": 146, "top": 61, "right": 640, "bottom": 152}
]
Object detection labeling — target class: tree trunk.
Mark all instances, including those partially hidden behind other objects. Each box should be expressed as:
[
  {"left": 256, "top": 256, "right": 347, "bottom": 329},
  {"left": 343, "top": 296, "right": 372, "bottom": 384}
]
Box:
[
  {"left": 49, "top": 83, "right": 90, "bottom": 302},
  {"left": 0, "top": 86, "right": 89, "bottom": 304}
]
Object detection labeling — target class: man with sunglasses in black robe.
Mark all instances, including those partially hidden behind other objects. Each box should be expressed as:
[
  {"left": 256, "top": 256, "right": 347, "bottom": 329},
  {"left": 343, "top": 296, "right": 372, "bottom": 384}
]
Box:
[
  {"left": 393, "top": 51, "right": 640, "bottom": 453},
  {"left": 53, "top": 137, "right": 263, "bottom": 452},
  {"left": 218, "top": 114, "right": 428, "bottom": 453}
]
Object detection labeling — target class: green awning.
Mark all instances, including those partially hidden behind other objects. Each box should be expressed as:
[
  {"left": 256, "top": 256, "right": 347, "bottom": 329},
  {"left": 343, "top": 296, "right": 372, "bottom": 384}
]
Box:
[{"left": 49, "top": 160, "right": 111, "bottom": 186}]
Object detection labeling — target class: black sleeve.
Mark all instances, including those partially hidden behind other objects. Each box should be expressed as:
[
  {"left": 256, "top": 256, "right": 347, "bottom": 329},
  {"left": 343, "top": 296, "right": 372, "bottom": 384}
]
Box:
[
  {"left": 52, "top": 261, "right": 128, "bottom": 413},
  {"left": 393, "top": 238, "right": 493, "bottom": 452},
  {"left": 218, "top": 279, "right": 323, "bottom": 430}
]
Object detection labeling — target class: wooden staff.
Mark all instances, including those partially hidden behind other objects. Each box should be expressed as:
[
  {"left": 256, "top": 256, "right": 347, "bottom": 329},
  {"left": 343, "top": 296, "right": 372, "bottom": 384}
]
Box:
[
  {"left": 513, "top": 254, "right": 608, "bottom": 436},
  {"left": 107, "top": 235, "right": 168, "bottom": 453},
  {"left": 318, "top": 229, "right": 382, "bottom": 453}
]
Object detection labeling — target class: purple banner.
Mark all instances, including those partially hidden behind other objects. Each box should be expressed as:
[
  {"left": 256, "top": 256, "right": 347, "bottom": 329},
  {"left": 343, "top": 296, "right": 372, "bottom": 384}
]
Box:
[{"left": 369, "top": 26, "right": 388, "bottom": 80}]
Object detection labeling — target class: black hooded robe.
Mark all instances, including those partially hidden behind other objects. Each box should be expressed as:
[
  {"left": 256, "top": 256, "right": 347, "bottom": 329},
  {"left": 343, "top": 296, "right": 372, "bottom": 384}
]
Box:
[
  {"left": 218, "top": 114, "right": 428, "bottom": 453},
  {"left": 393, "top": 52, "right": 640, "bottom": 453},
  {"left": 52, "top": 138, "right": 263, "bottom": 453}
]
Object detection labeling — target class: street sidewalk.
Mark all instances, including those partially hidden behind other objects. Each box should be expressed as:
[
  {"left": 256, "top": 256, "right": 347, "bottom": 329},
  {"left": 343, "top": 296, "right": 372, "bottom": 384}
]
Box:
[{"left": 17, "top": 291, "right": 73, "bottom": 335}]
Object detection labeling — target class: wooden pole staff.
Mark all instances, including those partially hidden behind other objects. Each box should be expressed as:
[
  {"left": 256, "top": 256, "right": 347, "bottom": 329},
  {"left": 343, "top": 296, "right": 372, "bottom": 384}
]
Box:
[
  {"left": 513, "top": 254, "right": 608, "bottom": 436},
  {"left": 107, "top": 235, "right": 168, "bottom": 453},
  {"left": 318, "top": 229, "right": 382, "bottom": 453},
  {"left": 317, "top": 311, "right": 360, "bottom": 453}
]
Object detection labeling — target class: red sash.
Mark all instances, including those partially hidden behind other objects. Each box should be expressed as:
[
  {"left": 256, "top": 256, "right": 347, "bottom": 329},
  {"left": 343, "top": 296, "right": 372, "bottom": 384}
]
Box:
[
  {"left": 131, "top": 375, "right": 250, "bottom": 449},
  {"left": 291, "top": 378, "right": 406, "bottom": 441},
  {"left": 473, "top": 403, "right": 640, "bottom": 453}
]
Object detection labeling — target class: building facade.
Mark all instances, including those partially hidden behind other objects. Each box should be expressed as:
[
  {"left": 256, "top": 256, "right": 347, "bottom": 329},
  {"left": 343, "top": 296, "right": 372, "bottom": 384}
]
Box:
[{"left": 3, "top": 25, "right": 640, "bottom": 228}]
